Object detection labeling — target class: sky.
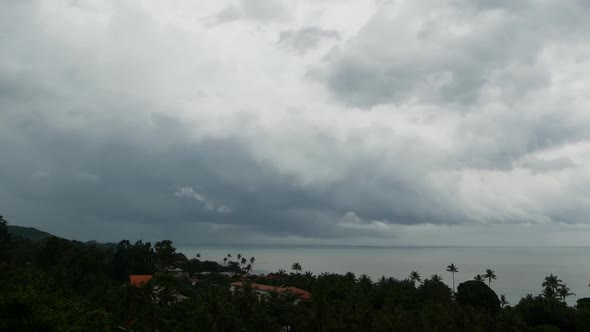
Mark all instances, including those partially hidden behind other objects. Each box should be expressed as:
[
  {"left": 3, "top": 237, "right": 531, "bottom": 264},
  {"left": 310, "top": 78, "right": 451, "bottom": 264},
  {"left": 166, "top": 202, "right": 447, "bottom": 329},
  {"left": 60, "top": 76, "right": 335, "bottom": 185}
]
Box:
[{"left": 2, "top": 0, "right": 590, "bottom": 246}]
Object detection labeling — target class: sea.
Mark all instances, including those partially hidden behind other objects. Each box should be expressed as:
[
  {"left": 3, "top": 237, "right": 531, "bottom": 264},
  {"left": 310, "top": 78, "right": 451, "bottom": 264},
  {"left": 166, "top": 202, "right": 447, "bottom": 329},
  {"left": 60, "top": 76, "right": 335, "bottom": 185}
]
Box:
[{"left": 177, "top": 245, "right": 590, "bottom": 306}]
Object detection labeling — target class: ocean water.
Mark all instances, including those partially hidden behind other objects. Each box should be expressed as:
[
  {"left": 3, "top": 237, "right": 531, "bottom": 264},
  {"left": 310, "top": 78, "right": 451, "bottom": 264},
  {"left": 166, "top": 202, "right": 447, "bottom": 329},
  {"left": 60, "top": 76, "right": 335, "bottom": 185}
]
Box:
[{"left": 178, "top": 245, "right": 590, "bottom": 306}]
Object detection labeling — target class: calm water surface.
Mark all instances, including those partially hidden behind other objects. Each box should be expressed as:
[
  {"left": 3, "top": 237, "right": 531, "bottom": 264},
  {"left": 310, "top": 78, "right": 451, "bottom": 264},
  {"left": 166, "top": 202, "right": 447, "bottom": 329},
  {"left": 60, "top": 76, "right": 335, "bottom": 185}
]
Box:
[{"left": 178, "top": 245, "right": 590, "bottom": 305}]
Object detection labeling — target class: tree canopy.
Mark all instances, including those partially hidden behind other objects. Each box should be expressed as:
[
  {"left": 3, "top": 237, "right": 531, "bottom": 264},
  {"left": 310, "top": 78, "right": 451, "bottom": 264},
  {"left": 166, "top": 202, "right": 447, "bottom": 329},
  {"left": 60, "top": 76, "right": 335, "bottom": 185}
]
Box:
[{"left": 0, "top": 215, "right": 588, "bottom": 331}]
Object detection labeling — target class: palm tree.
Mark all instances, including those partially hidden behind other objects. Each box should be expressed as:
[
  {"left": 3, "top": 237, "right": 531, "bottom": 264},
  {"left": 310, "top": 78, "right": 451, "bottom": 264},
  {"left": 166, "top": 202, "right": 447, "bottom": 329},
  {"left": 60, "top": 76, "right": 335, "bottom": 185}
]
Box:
[
  {"left": 409, "top": 271, "right": 422, "bottom": 286},
  {"left": 359, "top": 274, "right": 372, "bottom": 286},
  {"left": 484, "top": 269, "right": 497, "bottom": 287},
  {"left": 544, "top": 287, "right": 558, "bottom": 301},
  {"left": 196, "top": 253, "right": 201, "bottom": 259},
  {"left": 542, "top": 274, "right": 562, "bottom": 295},
  {"left": 446, "top": 264, "right": 458, "bottom": 293},
  {"left": 430, "top": 274, "right": 443, "bottom": 283},
  {"left": 345, "top": 272, "right": 357, "bottom": 282},
  {"left": 223, "top": 257, "right": 228, "bottom": 266},
  {"left": 304, "top": 271, "right": 315, "bottom": 289},
  {"left": 249, "top": 256, "right": 255, "bottom": 265},
  {"left": 474, "top": 274, "right": 485, "bottom": 282},
  {"left": 557, "top": 284, "right": 575, "bottom": 302},
  {"left": 206, "top": 287, "right": 229, "bottom": 332},
  {"left": 277, "top": 269, "right": 287, "bottom": 277},
  {"left": 291, "top": 262, "right": 302, "bottom": 274},
  {"left": 500, "top": 294, "right": 509, "bottom": 308}
]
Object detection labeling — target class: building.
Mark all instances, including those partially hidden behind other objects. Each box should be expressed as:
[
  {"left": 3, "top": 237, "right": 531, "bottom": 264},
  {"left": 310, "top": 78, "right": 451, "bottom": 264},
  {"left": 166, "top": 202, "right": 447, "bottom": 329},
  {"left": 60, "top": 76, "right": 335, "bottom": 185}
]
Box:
[
  {"left": 129, "top": 275, "right": 153, "bottom": 287},
  {"left": 219, "top": 271, "right": 236, "bottom": 278},
  {"left": 169, "top": 267, "right": 186, "bottom": 278},
  {"left": 152, "top": 286, "right": 190, "bottom": 303},
  {"left": 129, "top": 275, "right": 189, "bottom": 303},
  {"left": 230, "top": 281, "right": 311, "bottom": 303}
]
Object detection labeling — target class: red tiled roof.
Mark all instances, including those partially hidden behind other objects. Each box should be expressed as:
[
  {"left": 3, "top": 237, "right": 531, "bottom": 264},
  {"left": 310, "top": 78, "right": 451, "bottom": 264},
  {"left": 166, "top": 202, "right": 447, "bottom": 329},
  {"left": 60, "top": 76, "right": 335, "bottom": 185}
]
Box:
[
  {"left": 285, "top": 286, "right": 312, "bottom": 300},
  {"left": 130, "top": 275, "right": 153, "bottom": 287},
  {"left": 230, "top": 282, "right": 311, "bottom": 300}
]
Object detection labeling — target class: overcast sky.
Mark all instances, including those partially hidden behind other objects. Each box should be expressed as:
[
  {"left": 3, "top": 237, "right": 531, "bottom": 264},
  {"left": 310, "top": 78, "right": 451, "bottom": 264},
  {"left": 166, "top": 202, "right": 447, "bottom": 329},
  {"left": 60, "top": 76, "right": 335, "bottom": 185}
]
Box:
[{"left": 2, "top": 0, "right": 590, "bottom": 246}]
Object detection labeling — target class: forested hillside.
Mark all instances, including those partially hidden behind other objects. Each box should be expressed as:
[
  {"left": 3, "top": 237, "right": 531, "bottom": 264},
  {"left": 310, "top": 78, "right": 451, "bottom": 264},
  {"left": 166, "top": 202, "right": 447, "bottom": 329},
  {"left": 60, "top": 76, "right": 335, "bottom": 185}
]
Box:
[{"left": 7, "top": 225, "right": 53, "bottom": 241}]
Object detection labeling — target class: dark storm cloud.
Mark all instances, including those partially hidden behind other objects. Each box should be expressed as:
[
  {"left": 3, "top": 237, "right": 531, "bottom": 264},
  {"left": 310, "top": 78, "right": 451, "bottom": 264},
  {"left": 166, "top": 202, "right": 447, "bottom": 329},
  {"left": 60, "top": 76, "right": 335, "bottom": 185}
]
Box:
[
  {"left": 3, "top": 0, "right": 590, "bottom": 246},
  {"left": 0, "top": 111, "right": 462, "bottom": 242}
]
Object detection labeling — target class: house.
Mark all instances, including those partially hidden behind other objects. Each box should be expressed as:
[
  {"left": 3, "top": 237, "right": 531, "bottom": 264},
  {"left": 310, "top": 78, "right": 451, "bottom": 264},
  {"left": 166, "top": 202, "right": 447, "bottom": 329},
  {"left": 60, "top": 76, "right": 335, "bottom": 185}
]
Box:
[
  {"left": 169, "top": 267, "right": 186, "bottom": 278},
  {"left": 229, "top": 281, "right": 311, "bottom": 302},
  {"left": 219, "top": 271, "right": 236, "bottom": 278},
  {"left": 129, "top": 275, "right": 190, "bottom": 303},
  {"left": 284, "top": 286, "right": 312, "bottom": 300},
  {"left": 130, "top": 275, "right": 153, "bottom": 287},
  {"left": 152, "top": 286, "right": 190, "bottom": 303}
]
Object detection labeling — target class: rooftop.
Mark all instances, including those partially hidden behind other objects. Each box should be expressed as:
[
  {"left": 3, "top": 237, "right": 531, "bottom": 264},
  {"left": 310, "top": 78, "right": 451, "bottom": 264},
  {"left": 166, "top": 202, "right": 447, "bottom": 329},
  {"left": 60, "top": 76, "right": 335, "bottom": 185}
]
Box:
[
  {"left": 130, "top": 275, "right": 152, "bottom": 287},
  {"left": 230, "top": 281, "right": 311, "bottom": 300}
]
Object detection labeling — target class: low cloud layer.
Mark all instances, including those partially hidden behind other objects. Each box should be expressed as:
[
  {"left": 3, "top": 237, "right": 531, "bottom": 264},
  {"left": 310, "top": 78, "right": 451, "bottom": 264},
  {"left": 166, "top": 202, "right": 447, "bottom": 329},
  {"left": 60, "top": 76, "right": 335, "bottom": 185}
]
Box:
[{"left": 2, "top": 0, "right": 590, "bottom": 245}]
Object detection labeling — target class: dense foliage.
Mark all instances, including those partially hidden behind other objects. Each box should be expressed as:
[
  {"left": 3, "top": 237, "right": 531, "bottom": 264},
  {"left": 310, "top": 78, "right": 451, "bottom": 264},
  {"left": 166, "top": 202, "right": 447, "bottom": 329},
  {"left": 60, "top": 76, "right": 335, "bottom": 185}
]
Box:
[{"left": 1, "top": 216, "right": 589, "bottom": 331}]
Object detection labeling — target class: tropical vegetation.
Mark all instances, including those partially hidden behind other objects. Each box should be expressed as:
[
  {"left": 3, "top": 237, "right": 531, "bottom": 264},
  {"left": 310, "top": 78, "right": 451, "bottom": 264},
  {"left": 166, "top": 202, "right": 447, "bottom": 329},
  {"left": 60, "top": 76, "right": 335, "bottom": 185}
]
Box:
[{"left": 1, "top": 215, "right": 590, "bottom": 331}]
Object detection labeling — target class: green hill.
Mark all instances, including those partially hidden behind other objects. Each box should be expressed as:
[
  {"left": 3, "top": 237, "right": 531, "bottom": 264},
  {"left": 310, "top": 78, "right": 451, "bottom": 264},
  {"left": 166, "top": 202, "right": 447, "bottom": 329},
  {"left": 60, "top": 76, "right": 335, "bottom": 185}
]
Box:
[
  {"left": 7, "top": 225, "right": 54, "bottom": 241},
  {"left": 7, "top": 225, "right": 117, "bottom": 249}
]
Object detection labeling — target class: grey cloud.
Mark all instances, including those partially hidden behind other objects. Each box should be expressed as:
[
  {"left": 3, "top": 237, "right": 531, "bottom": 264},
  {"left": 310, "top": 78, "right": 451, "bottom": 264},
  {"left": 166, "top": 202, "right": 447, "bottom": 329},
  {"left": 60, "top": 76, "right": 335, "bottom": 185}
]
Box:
[
  {"left": 308, "top": 0, "right": 590, "bottom": 171},
  {"left": 213, "top": 0, "right": 289, "bottom": 24},
  {"left": 279, "top": 27, "right": 340, "bottom": 53},
  {"left": 75, "top": 172, "right": 102, "bottom": 183},
  {"left": 3, "top": 0, "right": 590, "bottom": 246},
  {"left": 214, "top": 6, "right": 243, "bottom": 24},
  {"left": 452, "top": 104, "right": 590, "bottom": 170},
  {"left": 0, "top": 107, "right": 468, "bottom": 243},
  {"left": 315, "top": 1, "right": 590, "bottom": 107},
  {"left": 174, "top": 187, "right": 232, "bottom": 214},
  {"left": 515, "top": 156, "right": 575, "bottom": 173}
]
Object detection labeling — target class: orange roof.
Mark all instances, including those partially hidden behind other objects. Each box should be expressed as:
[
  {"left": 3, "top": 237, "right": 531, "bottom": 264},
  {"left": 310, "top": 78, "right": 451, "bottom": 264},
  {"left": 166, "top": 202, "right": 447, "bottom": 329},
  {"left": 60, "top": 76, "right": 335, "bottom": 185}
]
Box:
[
  {"left": 285, "top": 286, "right": 312, "bottom": 300},
  {"left": 130, "top": 275, "right": 152, "bottom": 287},
  {"left": 230, "top": 282, "right": 311, "bottom": 300}
]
